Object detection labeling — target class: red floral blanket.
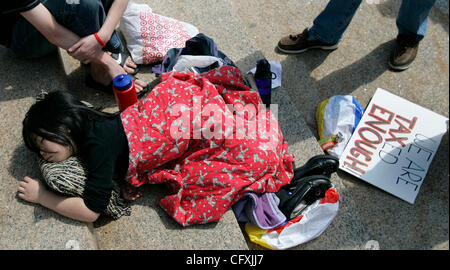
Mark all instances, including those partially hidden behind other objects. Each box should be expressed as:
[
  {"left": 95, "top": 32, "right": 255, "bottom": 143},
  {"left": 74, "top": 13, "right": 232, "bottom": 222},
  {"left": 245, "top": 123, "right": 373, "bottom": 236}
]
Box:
[{"left": 121, "top": 66, "right": 294, "bottom": 226}]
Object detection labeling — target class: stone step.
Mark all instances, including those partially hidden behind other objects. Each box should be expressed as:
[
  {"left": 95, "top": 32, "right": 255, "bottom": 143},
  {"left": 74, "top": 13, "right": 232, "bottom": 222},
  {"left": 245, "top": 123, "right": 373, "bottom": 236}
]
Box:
[
  {"left": 229, "top": 0, "right": 449, "bottom": 250},
  {"left": 2, "top": 0, "right": 448, "bottom": 251},
  {"left": 0, "top": 47, "right": 98, "bottom": 250},
  {"left": 54, "top": 0, "right": 320, "bottom": 250}
]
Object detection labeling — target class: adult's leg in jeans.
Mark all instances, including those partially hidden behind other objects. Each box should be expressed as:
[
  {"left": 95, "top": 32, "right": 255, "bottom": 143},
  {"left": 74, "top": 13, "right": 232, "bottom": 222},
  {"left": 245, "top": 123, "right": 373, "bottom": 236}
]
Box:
[
  {"left": 396, "top": 0, "right": 437, "bottom": 42},
  {"left": 9, "top": 19, "right": 57, "bottom": 59},
  {"left": 44, "top": 0, "right": 123, "bottom": 53},
  {"left": 9, "top": 0, "right": 123, "bottom": 58},
  {"left": 308, "top": 0, "right": 363, "bottom": 44},
  {"left": 59, "top": 0, "right": 144, "bottom": 89}
]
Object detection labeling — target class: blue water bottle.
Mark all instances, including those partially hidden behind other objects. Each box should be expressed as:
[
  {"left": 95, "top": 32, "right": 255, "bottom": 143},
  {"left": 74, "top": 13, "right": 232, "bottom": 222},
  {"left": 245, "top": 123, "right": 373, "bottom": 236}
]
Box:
[{"left": 254, "top": 59, "right": 272, "bottom": 107}]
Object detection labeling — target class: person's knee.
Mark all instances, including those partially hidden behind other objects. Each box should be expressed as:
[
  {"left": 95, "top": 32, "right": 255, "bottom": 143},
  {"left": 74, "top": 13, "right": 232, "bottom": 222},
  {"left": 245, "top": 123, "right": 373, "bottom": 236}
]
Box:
[
  {"left": 64, "top": 0, "right": 106, "bottom": 36},
  {"left": 78, "top": 0, "right": 102, "bottom": 10},
  {"left": 72, "top": 0, "right": 103, "bottom": 17}
]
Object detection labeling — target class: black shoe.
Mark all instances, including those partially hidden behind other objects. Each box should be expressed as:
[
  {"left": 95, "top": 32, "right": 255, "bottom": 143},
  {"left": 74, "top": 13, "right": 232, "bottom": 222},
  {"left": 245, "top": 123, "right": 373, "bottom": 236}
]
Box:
[
  {"left": 276, "top": 175, "right": 332, "bottom": 219},
  {"left": 292, "top": 155, "right": 339, "bottom": 182},
  {"left": 389, "top": 34, "right": 419, "bottom": 71},
  {"left": 277, "top": 28, "right": 339, "bottom": 54}
]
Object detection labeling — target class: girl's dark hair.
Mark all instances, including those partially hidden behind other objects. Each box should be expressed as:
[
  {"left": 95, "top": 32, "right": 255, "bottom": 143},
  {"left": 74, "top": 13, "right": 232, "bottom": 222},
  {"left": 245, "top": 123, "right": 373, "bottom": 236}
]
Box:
[{"left": 22, "top": 91, "right": 117, "bottom": 155}]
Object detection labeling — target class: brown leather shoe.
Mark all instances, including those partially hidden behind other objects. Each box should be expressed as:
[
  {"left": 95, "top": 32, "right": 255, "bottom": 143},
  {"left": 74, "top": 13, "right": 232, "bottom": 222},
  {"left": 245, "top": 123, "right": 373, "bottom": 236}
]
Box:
[
  {"left": 389, "top": 35, "right": 419, "bottom": 71},
  {"left": 277, "top": 28, "right": 339, "bottom": 54}
]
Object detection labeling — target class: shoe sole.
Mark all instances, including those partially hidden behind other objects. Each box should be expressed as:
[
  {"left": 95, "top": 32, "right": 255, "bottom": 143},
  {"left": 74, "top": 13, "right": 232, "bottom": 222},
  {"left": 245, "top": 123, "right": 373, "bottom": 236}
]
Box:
[
  {"left": 388, "top": 61, "right": 411, "bottom": 71},
  {"left": 277, "top": 44, "right": 339, "bottom": 54}
]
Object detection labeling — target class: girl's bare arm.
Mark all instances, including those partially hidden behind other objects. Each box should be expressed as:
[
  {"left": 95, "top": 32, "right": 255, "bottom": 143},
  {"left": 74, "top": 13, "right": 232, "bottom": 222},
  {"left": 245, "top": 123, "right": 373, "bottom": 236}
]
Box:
[{"left": 18, "top": 176, "right": 100, "bottom": 223}]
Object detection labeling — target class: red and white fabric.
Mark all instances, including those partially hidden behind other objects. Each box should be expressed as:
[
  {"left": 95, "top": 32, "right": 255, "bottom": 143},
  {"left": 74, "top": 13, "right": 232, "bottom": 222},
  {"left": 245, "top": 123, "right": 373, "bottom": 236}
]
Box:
[
  {"left": 120, "top": 66, "right": 295, "bottom": 226},
  {"left": 120, "top": 2, "right": 199, "bottom": 65}
]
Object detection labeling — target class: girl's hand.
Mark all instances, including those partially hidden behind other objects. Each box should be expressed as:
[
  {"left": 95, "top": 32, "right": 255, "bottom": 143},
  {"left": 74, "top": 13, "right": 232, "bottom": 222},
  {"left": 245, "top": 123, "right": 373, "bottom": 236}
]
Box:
[
  {"left": 18, "top": 176, "right": 47, "bottom": 204},
  {"left": 67, "top": 34, "right": 104, "bottom": 64}
]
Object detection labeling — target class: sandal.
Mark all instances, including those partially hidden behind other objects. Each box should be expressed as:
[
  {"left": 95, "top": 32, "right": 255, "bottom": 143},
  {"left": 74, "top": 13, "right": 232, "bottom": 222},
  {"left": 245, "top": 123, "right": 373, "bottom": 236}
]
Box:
[{"left": 111, "top": 51, "right": 140, "bottom": 75}]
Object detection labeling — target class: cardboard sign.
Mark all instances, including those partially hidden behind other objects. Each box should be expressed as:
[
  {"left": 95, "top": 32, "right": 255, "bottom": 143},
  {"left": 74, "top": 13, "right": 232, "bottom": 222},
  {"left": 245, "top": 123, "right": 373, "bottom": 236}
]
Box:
[{"left": 339, "top": 88, "right": 449, "bottom": 204}]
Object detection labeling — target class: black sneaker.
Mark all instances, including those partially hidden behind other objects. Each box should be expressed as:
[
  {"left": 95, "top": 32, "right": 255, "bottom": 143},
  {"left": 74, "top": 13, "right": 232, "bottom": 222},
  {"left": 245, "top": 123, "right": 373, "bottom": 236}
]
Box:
[
  {"left": 277, "top": 28, "right": 339, "bottom": 54},
  {"left": 389, "top": 34, "right": 419, "bottom": 71}
]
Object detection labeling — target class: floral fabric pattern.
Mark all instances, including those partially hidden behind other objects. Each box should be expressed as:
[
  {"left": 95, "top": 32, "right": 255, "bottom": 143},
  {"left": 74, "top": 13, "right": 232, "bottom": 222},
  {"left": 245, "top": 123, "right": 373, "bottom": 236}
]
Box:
[{"left": 121, "top": 66, "right": 294, "bottom": 226}]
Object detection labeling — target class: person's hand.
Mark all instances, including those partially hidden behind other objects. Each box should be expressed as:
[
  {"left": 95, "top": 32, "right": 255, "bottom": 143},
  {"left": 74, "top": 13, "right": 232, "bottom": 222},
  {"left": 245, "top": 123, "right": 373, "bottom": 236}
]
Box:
[
  {"left": 18, "top": 176, "right": 47, "bottom": 204},
  {"left": 67, "top": 34, "right": 104, "bottom": 64}
]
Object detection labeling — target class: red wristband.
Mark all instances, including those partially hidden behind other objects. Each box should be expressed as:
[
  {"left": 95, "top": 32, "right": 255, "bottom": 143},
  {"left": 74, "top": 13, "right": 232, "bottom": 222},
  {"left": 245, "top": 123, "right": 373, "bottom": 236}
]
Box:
[{"left": 94, "top": 32, "right": 106, "bottom": 47}]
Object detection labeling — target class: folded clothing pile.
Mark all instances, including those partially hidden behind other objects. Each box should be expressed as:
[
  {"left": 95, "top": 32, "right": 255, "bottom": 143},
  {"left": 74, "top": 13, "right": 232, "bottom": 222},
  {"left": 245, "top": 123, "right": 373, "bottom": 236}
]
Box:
[
  {"left": 234, "top": 155, "right": 341, "bottom": 250},
  {"left": 152, "top": 33, "right": 235, "bottom": 75}
]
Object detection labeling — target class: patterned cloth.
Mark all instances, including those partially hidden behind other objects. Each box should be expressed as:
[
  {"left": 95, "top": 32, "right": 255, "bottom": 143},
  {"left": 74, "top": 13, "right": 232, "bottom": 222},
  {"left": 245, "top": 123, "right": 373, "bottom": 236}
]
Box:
[
  {"left": 119, "top": 2, "right": 199, "bottom": 65},
  {"left": 121, "top": 66, "right": 294, "bottom": 226}
]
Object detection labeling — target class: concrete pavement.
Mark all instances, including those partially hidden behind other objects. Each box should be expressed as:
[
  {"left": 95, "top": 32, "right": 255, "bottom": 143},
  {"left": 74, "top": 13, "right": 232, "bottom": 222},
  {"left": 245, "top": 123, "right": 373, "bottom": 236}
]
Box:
[{"left": 0, "top": 0, "right": 448, "bottom": 250}]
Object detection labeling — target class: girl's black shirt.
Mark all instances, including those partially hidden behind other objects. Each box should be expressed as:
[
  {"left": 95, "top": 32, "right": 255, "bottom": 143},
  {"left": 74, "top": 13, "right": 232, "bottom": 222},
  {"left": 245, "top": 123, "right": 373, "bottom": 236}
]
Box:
[{"left": 81, "top": 114, "right": 129, "bottom": 213}]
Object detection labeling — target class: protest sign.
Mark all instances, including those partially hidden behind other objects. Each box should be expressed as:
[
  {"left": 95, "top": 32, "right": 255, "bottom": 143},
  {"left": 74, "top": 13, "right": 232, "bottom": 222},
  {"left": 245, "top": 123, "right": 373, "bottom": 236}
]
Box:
[{"left": 339, "top": 88, "right": 448, "bottom": 204}]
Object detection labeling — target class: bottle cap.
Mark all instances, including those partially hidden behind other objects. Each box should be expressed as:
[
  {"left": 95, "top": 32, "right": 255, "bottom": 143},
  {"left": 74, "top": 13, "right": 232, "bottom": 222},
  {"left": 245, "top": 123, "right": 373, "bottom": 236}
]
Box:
[
  {"left": 255, "top": 59, "right": 271, "bottom": 79},
  {"left": 113, "top": 74, "right": 133, "bottom": 91}
]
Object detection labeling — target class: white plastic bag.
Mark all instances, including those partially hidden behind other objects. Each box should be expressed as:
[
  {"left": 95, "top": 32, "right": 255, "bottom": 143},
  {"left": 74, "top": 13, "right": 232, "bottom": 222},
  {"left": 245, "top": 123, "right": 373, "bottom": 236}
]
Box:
[
  {"left": 119, "top": 2, "right": 199, "bottom": 65},
  {"left": 245, "top": 188, "right": 339, "bottom": 250},
  {"left": 171, "top": 55, "right": 225, "bottom": 73},
  {"left": 316, "top": 95, "right": 364, "bottom": 158}
]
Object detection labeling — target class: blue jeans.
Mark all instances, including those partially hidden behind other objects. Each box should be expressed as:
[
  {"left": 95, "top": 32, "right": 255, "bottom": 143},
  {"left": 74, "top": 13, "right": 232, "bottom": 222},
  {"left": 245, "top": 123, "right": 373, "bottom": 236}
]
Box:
[
  {"left": 308, "top": 0, "right": 437, "bottom": 44},
  {"left": 9, "top": 0, "right": 124, "bottom": 59}
]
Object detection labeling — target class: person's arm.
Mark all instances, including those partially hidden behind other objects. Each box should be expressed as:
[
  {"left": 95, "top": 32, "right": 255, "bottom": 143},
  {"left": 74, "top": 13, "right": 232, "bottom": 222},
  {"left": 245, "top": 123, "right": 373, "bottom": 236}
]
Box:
[
  {"left": 19, "top": 3, "right": 80, "bottom": 51},
  {"left": 19, "top": 3, "right": 108, "bottom": 64},
  {"left": 97, "top": 0, "right": 129, "bottom": 45},
  {"left": 68, "top": 0, "right": 129, "bottom": 63},
  {"left": 18, "top": 176, "right": 100, "bottom": 223}
]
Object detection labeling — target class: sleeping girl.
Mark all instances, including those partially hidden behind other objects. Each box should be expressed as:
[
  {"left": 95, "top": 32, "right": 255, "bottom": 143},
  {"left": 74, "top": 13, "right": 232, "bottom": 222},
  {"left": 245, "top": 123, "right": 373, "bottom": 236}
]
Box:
[{"left": 18, "top": 66, "right": 294, "bottom": 226}]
